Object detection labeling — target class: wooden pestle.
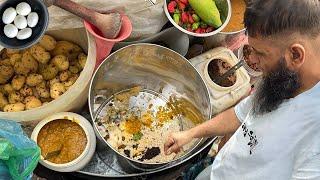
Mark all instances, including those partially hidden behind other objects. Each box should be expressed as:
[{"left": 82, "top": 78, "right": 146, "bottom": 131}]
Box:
[{"left": 43, "top": 0, "right": 122, "bottom": 39}]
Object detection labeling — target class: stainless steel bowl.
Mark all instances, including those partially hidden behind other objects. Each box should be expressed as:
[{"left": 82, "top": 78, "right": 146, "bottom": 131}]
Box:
[
  {"left": 204, "top": 28, "right": 247, "bottom": 51},
  {"left": 204, "top": 0, "right": 249, "bottom": 49},
  {"left": 88, "top": 43, "right": 212, "bottom": 170}
]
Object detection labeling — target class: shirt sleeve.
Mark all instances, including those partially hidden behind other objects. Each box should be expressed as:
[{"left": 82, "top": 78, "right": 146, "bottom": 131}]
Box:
[
  {"left": 234, "top": 95, "right": 253, "bottom": 123},
  {"left": 292, "top": 153, "right": 320, "bottom": 180}
]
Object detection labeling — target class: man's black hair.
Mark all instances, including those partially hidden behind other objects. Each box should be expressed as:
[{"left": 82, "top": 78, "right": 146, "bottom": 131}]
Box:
[{"left": 244, "top": 0, "right": 320, "bottom": 37}]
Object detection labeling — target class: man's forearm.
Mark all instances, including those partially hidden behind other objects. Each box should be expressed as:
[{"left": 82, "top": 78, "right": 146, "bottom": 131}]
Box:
[{"left": 188, "top": 108, "right": 241, "bottom": 139}]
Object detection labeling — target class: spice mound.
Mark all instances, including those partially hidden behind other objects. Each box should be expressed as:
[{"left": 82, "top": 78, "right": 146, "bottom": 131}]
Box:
[
  {"left": 208, "top": 59, "right": 237, "bottom": 87},
  {"left": 37, "top": 119, "right": 87, "bottom": 164}
]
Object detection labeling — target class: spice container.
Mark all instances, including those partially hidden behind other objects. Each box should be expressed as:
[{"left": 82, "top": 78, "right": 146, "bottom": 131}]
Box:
[
  {"left": 238, "top": 44, "right": 263, "bottom": 85},
  {"left": 189, "top": 47, "right": 251, "bottom": 115},
  {"left": 31, "top": 112, "right": 96, "bottom": 172}
]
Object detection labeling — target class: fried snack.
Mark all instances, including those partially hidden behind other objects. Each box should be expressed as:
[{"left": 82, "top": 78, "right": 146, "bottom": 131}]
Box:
[
  {"left": 39, "top": 35, "right": 57, "bottom": 51},
  {"left": 8, "top": 91, "right": 24, "bottom": 104},
  {"left": 3, "top": 103, "right": 25, "bottom": 112},
  {"left": 0, "top": 65, "right": 14, "bottom": 84},
  {"left": 52, "top": 55, "right": 69, "bottom": 71},
  {"left": 26, "top": 74, "right": 44, "bottom": 87},
  {"left": 11, "top": 75, "right": 26, "bottom": 90},
  {"left": 0, "top": 92, "right": 8, "bottom": 110},
  {"left": 39, "top": 64, "right": 59, "bottom": 81},
  {"left": 50, "top": 83, "right": 66, "bottom": 99},
  {"left": 19, "top": 85, "right": 33, "bottom": 97},
  {"left": 25, "top": 96, "right": 42, "bottom": 110},
  {"left": 21, "top": 50, "right": 38, "bottom": 73},
  {"left": 30, "top": 45, "right": 51, "bottom": 64}
]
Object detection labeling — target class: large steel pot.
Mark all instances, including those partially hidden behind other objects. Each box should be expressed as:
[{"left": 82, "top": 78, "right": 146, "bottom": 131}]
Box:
[{"left": 88, "top": 43, "right": 212, "bottom": 170}]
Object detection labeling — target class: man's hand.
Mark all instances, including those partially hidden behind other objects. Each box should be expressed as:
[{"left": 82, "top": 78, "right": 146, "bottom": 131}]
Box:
[
  {"left": 164, "top": 131, "right": 193, "bottom": 155},
  {"left": 163, "top": 108, "right": 242, "bottom": 156}
]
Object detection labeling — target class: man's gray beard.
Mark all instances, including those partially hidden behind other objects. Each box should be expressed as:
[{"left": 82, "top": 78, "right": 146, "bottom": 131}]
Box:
[{"left": 252, "top": 58, "right": 301, "bottom": 116}]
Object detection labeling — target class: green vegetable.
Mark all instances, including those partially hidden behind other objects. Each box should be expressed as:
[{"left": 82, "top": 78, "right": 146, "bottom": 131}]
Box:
[
  {"left": 182, "top": 24, "right": 188, "bottom": 29},
  {"left": 192, "top": 22, "right": 200, "bottom": 30},
  {"left": 214, "top": 0, "right": 229, "bottom": 23},
  {"left": 192, "top": 14, "right": 200, "bottom": 22},
  {"left": 174, "top": 9, "right": 180, "bottom": 14},
  {"left": 133, "top": 132, "right": 143, "bottom": 141},
  {"left": 189, "top": 0, "right": 222, "bottom": 28},
  {"left": 173, "top": 13, "right": 181, "bottom": 24},
  {"left": 200, "top": 22, "right": 208, "bottom": 28}
]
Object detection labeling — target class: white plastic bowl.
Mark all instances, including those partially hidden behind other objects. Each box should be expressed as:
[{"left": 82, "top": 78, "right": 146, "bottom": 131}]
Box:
[
  {"left": 31, "top": 112, "right": 96, "bottom": 172},
  {"left": 164, "top": 0, "right": 232, "bottom": 37}
]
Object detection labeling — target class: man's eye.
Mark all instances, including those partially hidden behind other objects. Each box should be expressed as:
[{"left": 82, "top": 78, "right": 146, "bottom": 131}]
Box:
[{"left": 253, "top": 51, "right": 264, "bottom": 57}]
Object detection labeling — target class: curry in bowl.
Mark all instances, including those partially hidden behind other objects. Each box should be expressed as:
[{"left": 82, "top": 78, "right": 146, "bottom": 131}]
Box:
[{"left": 37, "top": 119, "right": 87, "bottom": 164}]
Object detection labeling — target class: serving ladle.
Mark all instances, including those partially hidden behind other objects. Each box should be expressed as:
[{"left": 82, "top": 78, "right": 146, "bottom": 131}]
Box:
[{"left": 43, "top": 0, "right": 122, "bottom": 39}]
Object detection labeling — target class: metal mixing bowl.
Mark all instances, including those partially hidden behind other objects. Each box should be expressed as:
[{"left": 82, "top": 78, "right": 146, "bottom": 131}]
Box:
[
  {"left": 88, "top": 43, "right": 211, "bottom": 170},
  {"left": 164, "top": 0, "right": 231, "bottom": 37}
]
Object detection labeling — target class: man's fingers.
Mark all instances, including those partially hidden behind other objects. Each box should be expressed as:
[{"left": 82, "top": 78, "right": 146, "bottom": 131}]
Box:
[
  {"left": 164, "top": 138, "right": 175, "bottom": 154},
  {"left": 166, "top": 147, "right": 173, "bottom": 155},
  {"left": 166, "top": 143, "right": 181, "bottom": 155}
]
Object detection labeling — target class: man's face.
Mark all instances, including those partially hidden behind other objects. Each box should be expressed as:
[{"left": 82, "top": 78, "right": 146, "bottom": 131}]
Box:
[
  {"left": 247, "top": 36, "right": 283, "bottom": 75},
  {"left": 248, "top": 36, "right": 302, "bottom": 116}
]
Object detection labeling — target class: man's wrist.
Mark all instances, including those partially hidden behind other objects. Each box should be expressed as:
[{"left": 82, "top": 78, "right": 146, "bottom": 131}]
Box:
[{"left": 187, "top": 128, "right": 197, "bottom": 139}]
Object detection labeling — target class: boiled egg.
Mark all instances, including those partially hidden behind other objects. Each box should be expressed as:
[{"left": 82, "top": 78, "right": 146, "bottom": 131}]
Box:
[
  {"left": 4, "top": 24, "right": 18, "bottom": 38},
  {"left": 14, "top": 15, "right": 28, "bottom": 29},
  {"left": 2, "top": 7, "right": 17, "bottom": 24},
  {"left": 27, "top": 12, "right": 39, "bottom": 28},
  {"left": 16, "top": 2, "right": 31, "bottom": 16},
  {"left": 17, "top": 28, "right": 32, "bottom": 40}
]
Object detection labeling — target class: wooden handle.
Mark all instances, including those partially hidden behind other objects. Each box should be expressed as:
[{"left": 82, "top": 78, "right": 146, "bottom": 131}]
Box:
[
  {"left": 42, "top": 0, "right": 54, "bottom": 7},
  {"left": 48, "top": 0, "right": 99, "bottom": 24}
]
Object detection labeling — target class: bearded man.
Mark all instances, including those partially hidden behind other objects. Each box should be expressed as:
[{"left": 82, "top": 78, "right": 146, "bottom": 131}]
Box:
[{"left": 164, "top": 0, "right": 320, "bottom": 179}]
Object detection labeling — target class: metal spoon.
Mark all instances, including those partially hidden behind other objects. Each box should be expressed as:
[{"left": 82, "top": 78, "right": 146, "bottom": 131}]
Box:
[
  {"left": 44, "top": 144, "right": 63, "bottom": 160},
  {"left": 44, "top": 149, "right": 62, "bottom": 160}
]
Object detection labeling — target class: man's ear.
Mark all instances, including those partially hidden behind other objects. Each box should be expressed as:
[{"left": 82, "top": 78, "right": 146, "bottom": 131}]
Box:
[{"left": 285, "top": 43, "right": 305, "bottom": 71}]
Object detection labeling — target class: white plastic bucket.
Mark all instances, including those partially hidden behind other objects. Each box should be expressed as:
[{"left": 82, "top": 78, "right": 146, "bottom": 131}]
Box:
[
  {"left": 190, "top": 47, "right": 251, "bottom": 115},
  {"left": 0, "top": 28, "right": 96, "bottom": 122}
]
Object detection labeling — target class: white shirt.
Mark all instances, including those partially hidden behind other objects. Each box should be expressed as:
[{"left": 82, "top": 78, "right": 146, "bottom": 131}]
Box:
[{"left": 211, "top": 82, "right": 320, "bottom": 180}]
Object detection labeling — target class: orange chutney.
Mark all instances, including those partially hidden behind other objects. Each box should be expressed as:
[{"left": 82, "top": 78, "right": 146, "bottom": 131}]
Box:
[
  {"left": 37, "top": 119, "right": 87, "bottom": 164},
  {"left": 222, "top": 0, "right": 246, "bottom": 32}
]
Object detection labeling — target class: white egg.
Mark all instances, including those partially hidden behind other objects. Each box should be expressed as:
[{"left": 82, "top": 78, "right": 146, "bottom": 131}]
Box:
[
  {"left": 14, "top": 15, "right": 27, "bottom": 29},
  {"left": 17, "top": 28, "right": 32, "bottom": 40},
  {"left": 2, "top": 7, "right": 17, "bottom": 24},
  {"left": 4, "top": 24, "right": 18, "bottom": 38},
  {"left": 16, "top": 2, "right": 31, "bottom": 16},
  {"left": 27, "top": 12, "right": 39, "bottom": 28}
]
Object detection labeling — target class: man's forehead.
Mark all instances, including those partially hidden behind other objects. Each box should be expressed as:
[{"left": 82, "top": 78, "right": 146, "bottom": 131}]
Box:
[
  {"left": 248, "top": 36, "right": 274, "bottom": 52},
  {"left": 248, "top": 35, "right": 273, "bottom": 46},
  {"left": 248, "top": 34, "right": 291, "bottom": 52}
]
